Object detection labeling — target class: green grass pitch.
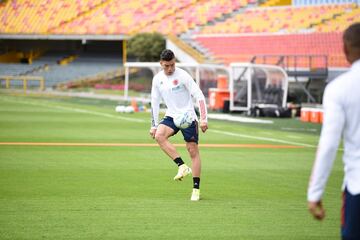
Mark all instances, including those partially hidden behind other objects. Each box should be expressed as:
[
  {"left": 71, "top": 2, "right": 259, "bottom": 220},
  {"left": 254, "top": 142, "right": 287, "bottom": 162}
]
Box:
[{"left": 0, "top": 92, "right": 343, "bottom": 239}]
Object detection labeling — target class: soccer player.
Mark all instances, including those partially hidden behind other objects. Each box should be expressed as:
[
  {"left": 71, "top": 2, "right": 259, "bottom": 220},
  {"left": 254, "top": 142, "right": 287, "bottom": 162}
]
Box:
[
  {"left": 307, "top": 22, "right": 360, "bottom": 240},
  {"left": 149, "top": 49, "right": 208, "bottom": 201}
]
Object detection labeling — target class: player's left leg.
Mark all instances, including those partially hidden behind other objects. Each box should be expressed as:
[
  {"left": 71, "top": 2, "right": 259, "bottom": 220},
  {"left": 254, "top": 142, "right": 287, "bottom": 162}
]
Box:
[
  {"left": 181, "top": 121, "right": 201, "bottom": 201},
  {"left": 186, "top": 142, "right": 201, "bottom": 179},
  {"left": 186, "top": 142, "right": 201, "bottom": 201}
]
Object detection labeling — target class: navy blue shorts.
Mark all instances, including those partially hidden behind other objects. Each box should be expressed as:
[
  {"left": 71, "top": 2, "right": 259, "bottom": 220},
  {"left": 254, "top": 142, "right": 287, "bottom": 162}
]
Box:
[
  {"left": 159, "top": 116, "right": 198, "bottom": 144},
  {"left": 341, "top": 188, "right": 360, "bottom": 240}
]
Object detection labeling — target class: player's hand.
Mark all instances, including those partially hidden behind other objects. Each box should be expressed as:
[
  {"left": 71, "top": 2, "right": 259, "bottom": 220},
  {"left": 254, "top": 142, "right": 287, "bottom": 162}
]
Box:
[
  {"left": 200, "top": 121, "right": 208, "bottom": 133},
  {"left": 308, "top": 200, "right": 325, "bottom": 220},
  {"left": 149, "top": 128, "right": 157, "bottom": 139}
]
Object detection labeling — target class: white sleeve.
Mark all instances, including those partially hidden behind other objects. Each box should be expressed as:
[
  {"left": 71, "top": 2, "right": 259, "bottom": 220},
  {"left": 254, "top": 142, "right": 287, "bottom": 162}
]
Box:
[
  {"left": 307, "top": 85, "right": 345, "bottom": 202},
  {"left": 185, "top": 73, "right": 208, "bottom": 123},
  {"left": 151, "top": 77, "right": 161, "bottom": 128}
]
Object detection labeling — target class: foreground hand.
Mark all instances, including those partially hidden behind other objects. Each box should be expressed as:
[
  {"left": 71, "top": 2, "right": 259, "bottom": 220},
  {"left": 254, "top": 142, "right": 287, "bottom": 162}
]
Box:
[
  {"left": 149, "top": 128, "right": 157, "bottom": 139},
  {"left": 308, "top": 201, "right": 325, "bottom": 220},
  {"left": 200, "top": 121, "right": 208, "bottom": 133}
]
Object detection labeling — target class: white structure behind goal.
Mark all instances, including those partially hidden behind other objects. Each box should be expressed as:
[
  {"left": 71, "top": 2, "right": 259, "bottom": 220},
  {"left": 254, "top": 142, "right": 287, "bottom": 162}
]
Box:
[{"left": 229, "top": 63, "right": 288, "bottom": 112}]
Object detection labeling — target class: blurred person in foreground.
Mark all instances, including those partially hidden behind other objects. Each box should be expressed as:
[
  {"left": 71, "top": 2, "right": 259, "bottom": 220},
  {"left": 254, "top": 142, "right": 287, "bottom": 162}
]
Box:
[
  {"left": 307, "top": 22, "right": 360, "bottom": 240},
  {"left": 149, "top": 49, "right": 208, "bottom": 201}
]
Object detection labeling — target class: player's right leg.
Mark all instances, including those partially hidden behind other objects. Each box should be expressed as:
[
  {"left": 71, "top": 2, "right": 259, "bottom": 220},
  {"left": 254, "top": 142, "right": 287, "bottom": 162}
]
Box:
[
  {"left": 154, "top": 123, "right": 179, "bottom": 160},
  {"left": 154, "top": 119, "right": 191, "bottom": 181}
]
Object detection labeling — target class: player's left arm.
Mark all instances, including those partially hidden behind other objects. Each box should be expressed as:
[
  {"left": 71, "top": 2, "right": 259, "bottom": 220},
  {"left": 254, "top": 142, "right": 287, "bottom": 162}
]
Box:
[
  {"left": 186, "top": 75, "right": 208, "bottom": 133},
  {"left": 198, "top": 98, "right": 208, "bottom": 133}
]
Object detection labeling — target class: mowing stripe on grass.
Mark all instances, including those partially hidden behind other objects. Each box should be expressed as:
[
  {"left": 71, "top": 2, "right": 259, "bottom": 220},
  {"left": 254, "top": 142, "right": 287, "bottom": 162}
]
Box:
[
  {"left": 210, "top": 129, "right": 316, "bottom": 148},
  {"left": 0, "top": 142, "right": 303, "bottom": 149},
  {"left": 0, "top": 96, "right": 315, "bottom": 148},
  {"left": 0, "top": 97, "right": 145, "bottom": 123}
]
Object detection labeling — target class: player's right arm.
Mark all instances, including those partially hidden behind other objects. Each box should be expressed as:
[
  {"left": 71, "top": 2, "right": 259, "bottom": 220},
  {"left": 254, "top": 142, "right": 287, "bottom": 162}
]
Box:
[{"left": 150, "top": 76, "right": 161, "bottom": 139}]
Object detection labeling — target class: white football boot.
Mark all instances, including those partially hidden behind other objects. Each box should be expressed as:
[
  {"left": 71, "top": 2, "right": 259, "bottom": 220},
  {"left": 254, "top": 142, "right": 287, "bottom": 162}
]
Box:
[
  {"left": 190, "top": 188, "right": 200, "bottom": 201},
  {"left": 173, "top": 164, "right": 192, "bottom": 181}
]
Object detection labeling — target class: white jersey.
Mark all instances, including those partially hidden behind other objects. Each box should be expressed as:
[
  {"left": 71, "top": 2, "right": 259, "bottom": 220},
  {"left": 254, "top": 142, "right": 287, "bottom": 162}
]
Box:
[
  {"left": 307, "top": 59, "right": 360, "bottom": 202},
  {"left": 151, "top": 67, "right": 207, "bottom": 128}
]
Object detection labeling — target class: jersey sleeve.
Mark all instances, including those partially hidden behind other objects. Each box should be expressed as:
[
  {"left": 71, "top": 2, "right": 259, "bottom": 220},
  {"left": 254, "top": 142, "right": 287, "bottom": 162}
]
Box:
[
  {"left": 150, "top": 76, "right": 161, "bottom": 128},
  {"left": 184, "top": 72, "right": 208, "bottom": 123},
  {"left": 307, "top": 83, "right": 345, "bottom": 202}
]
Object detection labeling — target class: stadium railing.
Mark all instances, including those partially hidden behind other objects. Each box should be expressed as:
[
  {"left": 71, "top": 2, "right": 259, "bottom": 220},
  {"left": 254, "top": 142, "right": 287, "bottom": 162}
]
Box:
[{"left": 0, "top": 75, "right": 45, "bottom": 91}]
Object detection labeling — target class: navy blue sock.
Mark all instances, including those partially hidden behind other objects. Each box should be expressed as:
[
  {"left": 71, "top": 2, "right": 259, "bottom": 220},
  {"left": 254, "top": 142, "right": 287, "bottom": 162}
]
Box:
[
  {"left": 173, "top": 157, "right": 184, "bottom": 167},
  {"left": 193, "top": 177, "right": 200, "bottom": 189}
]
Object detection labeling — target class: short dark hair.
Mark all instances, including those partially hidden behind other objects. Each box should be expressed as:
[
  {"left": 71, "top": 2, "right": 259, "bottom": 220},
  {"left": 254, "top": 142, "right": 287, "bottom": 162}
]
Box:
[
  {"left": 343, "top": 22, "right": 360, "bottom": 50},
  {"left": 160, "top": 49, "right": 175, "bottom": 61}
]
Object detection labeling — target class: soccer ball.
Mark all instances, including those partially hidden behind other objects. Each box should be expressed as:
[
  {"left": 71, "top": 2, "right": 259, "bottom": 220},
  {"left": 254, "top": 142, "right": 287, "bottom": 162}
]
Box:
[{"left": 173, "top": 111, "right": 194, "bottom": 129}]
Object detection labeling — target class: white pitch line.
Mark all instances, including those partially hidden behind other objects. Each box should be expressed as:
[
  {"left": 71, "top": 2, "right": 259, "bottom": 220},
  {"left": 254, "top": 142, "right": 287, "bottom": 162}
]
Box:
[
  {"left": 0, "top": 97, "right": 146, "bottom": 123},
  {"left": 51, "top": 105, "right": 146, "bottom": 123},
  {"left": 209, "top": 129, "right": 317, "bottom": 148},
  {"left": 208, "top": 113, "right": 273, "bottom": 124}
]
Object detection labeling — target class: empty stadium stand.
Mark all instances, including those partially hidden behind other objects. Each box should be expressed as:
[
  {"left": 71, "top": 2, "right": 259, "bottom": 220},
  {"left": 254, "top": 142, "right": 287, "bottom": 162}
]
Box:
[
  {"left": 0, "top": 0, "right": 358, "bottom": 93},
  {"left": 37, "top": 60, "right": 121, "bottom": 87},
  {"left": 199, "top": 4, "right": 357, "bottom": 34},
  {"left": 51, "top": 0, "right": 250, "bottom": 35},
  {"left": 140, "top": 0, "right": 248, "bottom": 35},
  {"left": 187, "top": 3, "right": 357, "bottom": 69},
  {"left": 0, "top": 0, "right": 251, "bottom": 35},
  {"left": 193, "top": 32, "right": 347, "bottom": 67},
  {"left": 315, "top": 6, "right": 360, "bottom": 32},
  {"left": 0, "top": 38, "right": 123, "bottom": 89},
  {"left": 0, "top": 0, "right": 107, "bottom": 34},
  {"left": 0, "top": 53, "right": 122, "bottom": 88},
  {"left": 0, "top": 1, "right": 357, "bottom": 36}
]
